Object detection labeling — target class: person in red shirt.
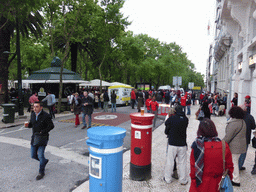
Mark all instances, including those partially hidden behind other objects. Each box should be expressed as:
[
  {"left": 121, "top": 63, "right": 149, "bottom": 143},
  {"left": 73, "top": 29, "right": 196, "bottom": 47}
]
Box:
[
  {"left": 28, "top": 92, "right": 39, "bottom": 112},
  {"left": 180, "top": 95, "right": 187, "bottom": 114},
  {"left": 150, "top": 95, "right": 159, "bottom": 128},
  {"left": 199, "top": 92, "right": 204, "bottom": 105},
  {"left": 131, "top": 88, "right": 136, "bottom": 109},
  {"left": 145, "top": 95, "right": 152, "bottom": 113}
]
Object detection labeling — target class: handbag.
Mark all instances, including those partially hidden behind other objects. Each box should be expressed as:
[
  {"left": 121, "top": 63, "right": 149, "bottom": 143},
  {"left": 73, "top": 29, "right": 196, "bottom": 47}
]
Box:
[
  {"left": 33, "top": 133, "right": 48, "bottom": 146},
  {"left": 218, "top": 140, "right": 233, "bottom": 192},
  {"left": 195, "top": 108, "right": 200, "bottom": 120},
  {"left": 252, "top": 137, "right": 256, "bottom": 148},
  {"left": 197, "top": 110, "right": 205, "bottom": 121}
]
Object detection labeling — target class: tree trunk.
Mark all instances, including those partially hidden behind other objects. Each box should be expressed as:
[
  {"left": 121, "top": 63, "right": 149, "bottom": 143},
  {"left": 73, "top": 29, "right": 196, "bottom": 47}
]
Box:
[
  {"left": 0, "top": 17, "right": 11, "bottom": 104},
  {"left": 99, "top": 51, "right": 107, "bottom": 94},
  {"left": 71, "top": 43, "right": 78, "bottom": 72}
]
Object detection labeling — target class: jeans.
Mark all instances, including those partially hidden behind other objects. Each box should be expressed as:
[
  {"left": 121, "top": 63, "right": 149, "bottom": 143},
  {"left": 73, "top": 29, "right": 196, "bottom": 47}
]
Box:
[
  {"left": 98, "top": 102, "right": 101, "bottom": 108},
  {"left": 152, "top": 110, "right": 158, "bottom": 128},
  {"left": 187, "top": 105, "right": 191, "bottom": 115},
  {"left": 31, "top": 145, "right": 48, "bottom": 174},
  {"left": 131, "top": 99, "right": 135, "bottom": 109},
  {"left": 82, "top": 112, "right": 91, "bottom": 127},
  {"left": 239, "top": 144, "right": 248, "bottom": 169},
  {"left": 111, "top": 103, "right": 116, "bottom": 112},
  {"left": 103, "top": 101, "right": 108, "bottom": 112},
  {"left": 48, "top": 105, "right": 55, "bottom": 119}
]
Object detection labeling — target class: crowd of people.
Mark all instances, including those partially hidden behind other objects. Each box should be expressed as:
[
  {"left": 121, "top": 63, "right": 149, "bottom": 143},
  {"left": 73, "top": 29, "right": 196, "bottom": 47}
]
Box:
[
  {"left": 162, "top": 90, "right": 256, "bottom": 191},
  {"left": 10, "top": 86, "right": 256, "bottom": 188}
]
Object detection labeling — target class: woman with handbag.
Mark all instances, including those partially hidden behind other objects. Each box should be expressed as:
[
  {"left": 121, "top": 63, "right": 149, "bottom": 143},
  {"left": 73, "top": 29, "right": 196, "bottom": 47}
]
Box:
[
  {"left": 189, "top": 118, "right": 233, "bottom": 192},
  {"left": 223, "top": 106, "right": 246, "bottom": 187},
  {"left": 72, "top": 92, "right": 82, "bottom": 128}
]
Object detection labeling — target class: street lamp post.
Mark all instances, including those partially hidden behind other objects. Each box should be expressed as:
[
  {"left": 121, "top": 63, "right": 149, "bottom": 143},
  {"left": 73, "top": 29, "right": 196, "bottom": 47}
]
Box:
[{"left": 16, "top": 16, "right": 24, "bottom": 116}]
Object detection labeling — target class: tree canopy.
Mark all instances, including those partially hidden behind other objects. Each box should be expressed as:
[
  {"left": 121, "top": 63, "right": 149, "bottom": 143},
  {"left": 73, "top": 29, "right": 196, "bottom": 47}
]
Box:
[{"left": 1, "top": 0, "right": 205, "bottom": 104}]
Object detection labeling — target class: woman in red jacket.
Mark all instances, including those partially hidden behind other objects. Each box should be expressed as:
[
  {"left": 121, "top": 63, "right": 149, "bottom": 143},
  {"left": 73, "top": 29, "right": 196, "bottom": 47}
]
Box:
[{"left": 189, "top": 118, "right": 234, "bottom": 192}]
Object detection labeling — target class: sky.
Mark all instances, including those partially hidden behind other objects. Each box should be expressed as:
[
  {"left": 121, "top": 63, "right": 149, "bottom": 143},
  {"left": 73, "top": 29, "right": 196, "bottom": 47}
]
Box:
[{"left": 121, "top": 0, "right": 216, "bottom": 76}]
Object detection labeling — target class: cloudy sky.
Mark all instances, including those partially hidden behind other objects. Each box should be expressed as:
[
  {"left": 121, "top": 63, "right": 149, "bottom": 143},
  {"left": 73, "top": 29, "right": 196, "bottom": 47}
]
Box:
[{"left": 121, "top": 0, "right": 216, "bottom": 76}]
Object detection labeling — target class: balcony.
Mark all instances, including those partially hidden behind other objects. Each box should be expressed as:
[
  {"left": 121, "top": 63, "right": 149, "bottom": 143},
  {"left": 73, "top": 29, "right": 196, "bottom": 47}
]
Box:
[{"left": 214, "top": 28, "right": 232, "bottom": 62}]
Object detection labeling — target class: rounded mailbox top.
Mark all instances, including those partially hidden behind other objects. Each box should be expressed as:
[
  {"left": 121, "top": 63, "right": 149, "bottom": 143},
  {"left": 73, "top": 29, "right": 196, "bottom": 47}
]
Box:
[
  {"left": 87, "top": 126, "right": 126, "bottom": 141},
  {"left": 159, "top": 104, "right": 170, "bottom": 107},
  {"left": 130, "top": 112, "right": 155, "bottom": 118}
]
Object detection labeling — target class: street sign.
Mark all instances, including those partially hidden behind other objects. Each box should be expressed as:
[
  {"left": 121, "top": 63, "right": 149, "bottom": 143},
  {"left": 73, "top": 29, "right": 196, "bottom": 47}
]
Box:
[
  {"left": 188, "top": 82, "right": 194, "bottom": 89},
  {"left": 173, "top": 76, "right": 177, "bottom": 86},
  {"left": 178, "top": 76, "right": 182, "bottom": 86}
]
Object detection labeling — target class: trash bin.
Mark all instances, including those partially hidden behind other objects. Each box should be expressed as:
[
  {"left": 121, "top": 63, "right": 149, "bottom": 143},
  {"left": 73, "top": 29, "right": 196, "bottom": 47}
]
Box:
[
  {"left": 86, "top": 126, "right": 126, "bottom": 192},
  {"left": 130, "top": 112, "right": 155, "bottom": 181},
  {"left": 1, "top": 103, "right": 16, "bottom": 123},
  {"left": 10, "top": 98, "right": 18, "bottom": 112}
]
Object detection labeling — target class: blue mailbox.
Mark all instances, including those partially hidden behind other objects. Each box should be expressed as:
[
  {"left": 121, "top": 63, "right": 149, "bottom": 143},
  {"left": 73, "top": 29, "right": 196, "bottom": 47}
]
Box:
[{"left": 86, "top": 126, "right": 126, "bottom": 192}]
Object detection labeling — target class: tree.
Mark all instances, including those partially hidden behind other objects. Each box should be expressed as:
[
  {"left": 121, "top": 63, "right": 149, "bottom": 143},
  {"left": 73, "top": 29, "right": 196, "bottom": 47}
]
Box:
[{"left": 0, "top": 0, "right": 44, "bottom": 103}]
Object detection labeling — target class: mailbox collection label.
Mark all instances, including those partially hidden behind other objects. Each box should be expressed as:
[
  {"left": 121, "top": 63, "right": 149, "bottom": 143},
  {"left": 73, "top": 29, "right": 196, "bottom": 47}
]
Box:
[
  {"left": 135, "top": 131, "right": 141, "bottom": 139},
  {"left": 89, "top": 155, "right": 102, "bottom": 179}
]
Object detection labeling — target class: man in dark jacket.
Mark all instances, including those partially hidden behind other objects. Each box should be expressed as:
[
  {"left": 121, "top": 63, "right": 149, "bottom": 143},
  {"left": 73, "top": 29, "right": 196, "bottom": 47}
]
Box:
[
  {"left": 103, "top": 90, "right": 109, "bottom": 112},
  {"left": 111, "top": 90, "right": 117, "bottom": 112},
  {"left": 81, "top": 91, "right": 94, "bottom": 129},
  {"left": 238, "top": 104, "right": 256, "bottom": 171},
  {"left": 164, "top": 105, "right": 189, "bottom": 185},
  {"left": 26, "top": 101, "right": 54, "bottom": 180}
]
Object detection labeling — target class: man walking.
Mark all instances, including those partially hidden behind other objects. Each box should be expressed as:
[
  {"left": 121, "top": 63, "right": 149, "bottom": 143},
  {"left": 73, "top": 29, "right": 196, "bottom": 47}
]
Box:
[
  {"left": 164, "top": 105, "right": 189, "bottom": 185},
  {"left": 81, "top": 91, "right": 93, "bottom": 129},
  {"left": 42, "top": 91, "right": 55, "bottom": 119},
  {"left": 26, "top": 101, "right": 54, "bottom": 180}
]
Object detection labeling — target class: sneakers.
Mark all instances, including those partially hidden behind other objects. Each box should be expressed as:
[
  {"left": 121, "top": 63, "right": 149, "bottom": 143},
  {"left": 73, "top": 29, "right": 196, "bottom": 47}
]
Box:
[
  {"left": 172, "top": 170, "right": 179, "bottom": 180},
  {"left": 180, "top": 181, "right": 188, "bottom": 185},
  {"left": 239, "top": 167, "right": 246, "bottom": 170},
  {"left": 231, "top": 181, "right": 240, "bottom": 187},
  {"left": 163, "top": 177, "right": 171, "bottom": 184},
  {"left": 36, "top": 173, "right": 45, "bottom": 180},
  {"left": 81, "top": 126, "right": 87, "bottom": 129},
  {"left": 251, "top": 168, "right": 256, "bottom": 175}
]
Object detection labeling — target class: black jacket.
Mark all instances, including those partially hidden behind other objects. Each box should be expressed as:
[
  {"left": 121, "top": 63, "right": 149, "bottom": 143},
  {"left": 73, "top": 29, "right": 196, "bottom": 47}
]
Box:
[
  {"left": 28, "top": 110, "right": 54, "bottom": 144},
  {"left": 111, "top": 93, "right": 116, "bottom": 103},
  {"left": 103, "top": 92, "right": 109, "bottom": 102},
  {"left": 165, "top": 112, "right": 189, "bottom": 146},
  {"left": 81, "top": 95, "right": 94, "bottom": 115},
  {"left": 244, "top": 113, "right": 256, "bottom": 144}
]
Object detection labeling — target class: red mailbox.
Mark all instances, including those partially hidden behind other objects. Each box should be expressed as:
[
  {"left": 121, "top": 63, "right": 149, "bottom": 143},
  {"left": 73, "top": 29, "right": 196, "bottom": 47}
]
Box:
[{"left": 130, "top": 112, "right": 155, "bottom": 181}]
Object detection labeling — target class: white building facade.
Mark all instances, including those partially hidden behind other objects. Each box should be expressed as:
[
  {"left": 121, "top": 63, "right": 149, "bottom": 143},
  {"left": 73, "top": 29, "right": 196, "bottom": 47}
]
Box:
[{"left": 212, "top": 0, "right": 256, "bottom": 117}]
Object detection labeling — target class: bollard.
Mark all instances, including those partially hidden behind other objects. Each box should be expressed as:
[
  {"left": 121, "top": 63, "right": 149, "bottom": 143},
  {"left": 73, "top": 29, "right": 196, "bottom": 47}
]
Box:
[
  {"left": 86, "top": 126, "right": 126, "bottom": 192},
  {"left": 130, "top": 113, "right": 155, "bottom": 181}
]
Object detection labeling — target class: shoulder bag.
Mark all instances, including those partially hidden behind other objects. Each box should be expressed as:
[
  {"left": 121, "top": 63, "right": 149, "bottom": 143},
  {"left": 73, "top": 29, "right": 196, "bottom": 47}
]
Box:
[
  {"left": 218, "top": 140, "right": 233, "bottom": 192},
  {"left": 33, "top": 133, "right": 48, "bottom": 146}
]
